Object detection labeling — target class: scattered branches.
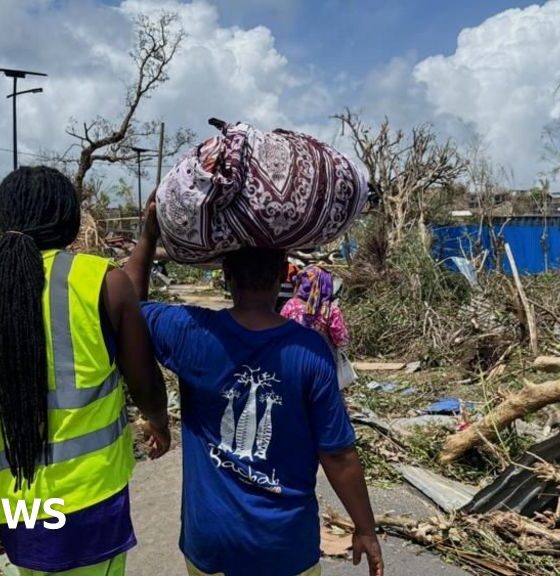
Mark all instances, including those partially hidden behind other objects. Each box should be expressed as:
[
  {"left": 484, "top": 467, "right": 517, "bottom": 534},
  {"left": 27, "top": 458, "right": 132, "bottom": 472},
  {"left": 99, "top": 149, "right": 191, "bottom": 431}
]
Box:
[{"left": 324, "top": 509, "right": 560, "bottom": 575}]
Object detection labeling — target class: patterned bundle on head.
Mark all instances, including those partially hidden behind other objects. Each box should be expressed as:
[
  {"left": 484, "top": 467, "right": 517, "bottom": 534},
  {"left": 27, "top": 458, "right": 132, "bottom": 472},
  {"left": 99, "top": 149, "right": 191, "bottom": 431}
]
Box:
[
  {"left": 294, "top": 266, "right": 334, "bottom": 328},
  {"left": 156, "top": 120, "right": 369, "bottom": 263},
  {"left": 0, "top": 166, "right": 80, "bottom": 489}
]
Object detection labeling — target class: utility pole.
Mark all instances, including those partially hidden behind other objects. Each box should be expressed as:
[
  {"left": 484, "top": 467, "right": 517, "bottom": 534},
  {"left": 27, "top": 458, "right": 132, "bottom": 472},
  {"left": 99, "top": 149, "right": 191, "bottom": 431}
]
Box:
[
  {"left": 130, "top": 146, "right": 152, "bottom": 237},
  {"left": 1, "top": 68, "right": 47, "bottom": 170},
  {"left": 156, "top": 122, "right": 165, "bottom": 185}
]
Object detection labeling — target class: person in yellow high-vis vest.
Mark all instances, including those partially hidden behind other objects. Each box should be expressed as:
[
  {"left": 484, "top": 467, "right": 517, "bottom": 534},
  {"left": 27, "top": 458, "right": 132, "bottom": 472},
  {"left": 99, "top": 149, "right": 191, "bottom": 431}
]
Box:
[{"left": 0, "top": 167, "right": 170, "bottom": 575}]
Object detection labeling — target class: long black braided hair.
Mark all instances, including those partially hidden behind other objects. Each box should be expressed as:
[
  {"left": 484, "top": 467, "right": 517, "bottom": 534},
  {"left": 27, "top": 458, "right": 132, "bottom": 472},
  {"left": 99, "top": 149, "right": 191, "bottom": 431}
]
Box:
[{"left": 0, "top": 166, "right": 80, "bottom": 489}]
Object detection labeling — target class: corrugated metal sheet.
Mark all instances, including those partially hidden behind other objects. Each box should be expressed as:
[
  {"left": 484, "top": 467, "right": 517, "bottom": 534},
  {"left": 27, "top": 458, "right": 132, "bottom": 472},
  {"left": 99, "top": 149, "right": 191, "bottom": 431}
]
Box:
[
  {"left": 462, "top": 433, "right": 560, "bottom": 516},
  {"left": 394, "top": 464, "right": 477, "bottom": 512},
  {"left": 432, "top": 219, "right": 560, "bottom": 274}
]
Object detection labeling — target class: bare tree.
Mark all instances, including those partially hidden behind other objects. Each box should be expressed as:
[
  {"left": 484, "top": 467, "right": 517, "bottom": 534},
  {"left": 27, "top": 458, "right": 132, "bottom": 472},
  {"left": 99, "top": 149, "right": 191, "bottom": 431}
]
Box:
[
  {"left": 335, "top": 110, "right": 465, "bottom": 251},
  {"left": 464, "top": 135, "right": 514, "bottom": 270},
  {"left": 542, "top": 120, "right": 560, "bottom": 178},
  {"left": 62, "top": 12, "right": 194, "bottom": 199}
]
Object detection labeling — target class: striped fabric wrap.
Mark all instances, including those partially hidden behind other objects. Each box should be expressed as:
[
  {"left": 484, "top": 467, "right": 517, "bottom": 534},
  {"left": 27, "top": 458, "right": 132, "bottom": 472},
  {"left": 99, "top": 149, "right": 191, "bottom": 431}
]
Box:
[{"left": 156, "top": 120, "right": 368, "bottom": 263}]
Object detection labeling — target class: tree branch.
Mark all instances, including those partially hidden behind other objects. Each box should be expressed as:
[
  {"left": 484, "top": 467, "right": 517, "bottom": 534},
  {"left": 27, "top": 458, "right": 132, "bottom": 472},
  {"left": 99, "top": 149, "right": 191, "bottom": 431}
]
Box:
[{"left": 62, "top": 11, "right": 189, "bottom": 199}]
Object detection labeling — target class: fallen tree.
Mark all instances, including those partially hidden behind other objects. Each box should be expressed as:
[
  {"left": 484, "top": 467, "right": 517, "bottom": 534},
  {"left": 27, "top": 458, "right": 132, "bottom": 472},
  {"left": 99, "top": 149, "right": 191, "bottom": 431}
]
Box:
[
  {"left": 323, "top": 509, "right": 560, "bottom": 576},
  {"left": 440, "top": 378, "right": 560, "bottom": 464}
]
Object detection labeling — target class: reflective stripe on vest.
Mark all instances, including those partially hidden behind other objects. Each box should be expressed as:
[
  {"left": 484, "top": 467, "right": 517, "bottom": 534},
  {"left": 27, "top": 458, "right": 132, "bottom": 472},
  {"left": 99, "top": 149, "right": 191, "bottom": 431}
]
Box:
[
  {"left": 47, "top": 253, "right": 119, "bottom": 409},
  {"left": 0, "top": 251, "right": 124, "bottom": 470},
  {"left": 0, "top": 408, "right": 128, "bottom": 472}
]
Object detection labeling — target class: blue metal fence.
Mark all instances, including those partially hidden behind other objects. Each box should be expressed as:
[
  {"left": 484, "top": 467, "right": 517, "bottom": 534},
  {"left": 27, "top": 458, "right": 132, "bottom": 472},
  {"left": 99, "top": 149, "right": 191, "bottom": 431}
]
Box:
[{"left": 432, "top": 218, "right": 560, "bottom": 275}]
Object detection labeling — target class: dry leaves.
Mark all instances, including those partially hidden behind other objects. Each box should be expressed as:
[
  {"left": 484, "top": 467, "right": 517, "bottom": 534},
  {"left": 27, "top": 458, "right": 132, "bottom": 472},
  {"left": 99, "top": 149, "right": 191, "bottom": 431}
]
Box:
[{"left": 320, "top": 526, "right": 353, "bottom": 558}]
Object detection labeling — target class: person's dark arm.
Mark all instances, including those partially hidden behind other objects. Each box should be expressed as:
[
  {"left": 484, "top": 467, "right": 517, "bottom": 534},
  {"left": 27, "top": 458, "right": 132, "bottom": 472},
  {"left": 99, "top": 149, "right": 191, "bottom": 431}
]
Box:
[
  {"left": 124, "top": 197, "right": 158, "bottom": 301},
  {"left": 307, "top": 341, "right": 384, "bottom": 576},
  {"left": 320, "top": 447, "right": 384, "bottom": 576},
  {"left": 104, "top": 267, "right": 170, "bottom": 457}
]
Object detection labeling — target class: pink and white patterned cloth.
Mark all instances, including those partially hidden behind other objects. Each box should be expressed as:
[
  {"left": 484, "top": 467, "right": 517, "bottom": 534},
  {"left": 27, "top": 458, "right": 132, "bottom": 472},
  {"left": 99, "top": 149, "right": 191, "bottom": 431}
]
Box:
[
  {"left": 280, "top": 298, "right": 350, "bottom": 350},
  {"left": 156, "top": 120, "right": 368, "bottom": 263}
]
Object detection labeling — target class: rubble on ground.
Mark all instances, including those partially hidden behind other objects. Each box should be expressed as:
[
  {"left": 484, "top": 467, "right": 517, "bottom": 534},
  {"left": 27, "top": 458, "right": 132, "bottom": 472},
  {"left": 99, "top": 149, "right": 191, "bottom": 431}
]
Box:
[{"left": 76, "top": 211, "right": 560, "bottom": 574}]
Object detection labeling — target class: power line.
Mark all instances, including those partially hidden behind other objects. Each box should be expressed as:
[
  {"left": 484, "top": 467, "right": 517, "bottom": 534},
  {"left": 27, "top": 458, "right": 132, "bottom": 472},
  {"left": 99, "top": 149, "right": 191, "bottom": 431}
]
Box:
[
  {"left": 0, "top": 147, "right": 176, "bottom": 169},
  {"left": 0, "top": 147, "right": 48, "bottom": 159}
]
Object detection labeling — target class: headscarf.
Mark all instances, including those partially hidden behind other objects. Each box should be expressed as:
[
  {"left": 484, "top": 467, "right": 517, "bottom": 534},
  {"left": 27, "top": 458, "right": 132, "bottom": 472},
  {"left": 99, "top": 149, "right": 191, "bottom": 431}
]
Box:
[{"left": 294, "top": 266, "right": 334, "bottom": 327}]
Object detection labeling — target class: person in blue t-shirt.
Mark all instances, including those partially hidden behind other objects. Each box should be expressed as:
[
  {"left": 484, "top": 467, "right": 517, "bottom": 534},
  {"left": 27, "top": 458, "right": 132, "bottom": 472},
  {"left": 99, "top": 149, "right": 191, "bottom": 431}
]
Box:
[{"left": 125, "top": 201, "right": 383, "bottom": 576}]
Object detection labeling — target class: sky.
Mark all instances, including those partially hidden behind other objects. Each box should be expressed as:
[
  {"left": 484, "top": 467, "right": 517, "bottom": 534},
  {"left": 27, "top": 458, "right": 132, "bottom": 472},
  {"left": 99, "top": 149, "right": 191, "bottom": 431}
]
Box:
[{"left": 1, "top": 0, "right": 559, "bottom": 192}]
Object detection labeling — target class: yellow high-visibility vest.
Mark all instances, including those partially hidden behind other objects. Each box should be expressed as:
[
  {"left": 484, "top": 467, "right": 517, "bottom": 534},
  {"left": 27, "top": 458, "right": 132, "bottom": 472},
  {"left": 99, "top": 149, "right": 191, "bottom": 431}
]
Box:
[{"left": 0, "top": 250, "right": 134, "bottom": 522}]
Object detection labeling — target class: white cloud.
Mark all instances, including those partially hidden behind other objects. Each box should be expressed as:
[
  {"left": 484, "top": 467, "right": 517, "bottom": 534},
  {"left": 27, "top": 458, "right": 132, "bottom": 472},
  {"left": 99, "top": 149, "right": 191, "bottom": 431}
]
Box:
[
  {"left": 413, "top": 0, "right": 560, "bottom": 187},
  {"left": 0, "top": 0, "right": 326, "bottom": 186},
  {"left": 3, "top": 0, "right": 560, "bottom": 191}
]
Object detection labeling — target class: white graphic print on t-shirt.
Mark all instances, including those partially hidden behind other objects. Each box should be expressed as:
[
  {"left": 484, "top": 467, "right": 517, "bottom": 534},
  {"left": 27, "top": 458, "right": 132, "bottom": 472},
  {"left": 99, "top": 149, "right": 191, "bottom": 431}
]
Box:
[{"left": 209, "top": 366, "right": 283, "bottom": 493}]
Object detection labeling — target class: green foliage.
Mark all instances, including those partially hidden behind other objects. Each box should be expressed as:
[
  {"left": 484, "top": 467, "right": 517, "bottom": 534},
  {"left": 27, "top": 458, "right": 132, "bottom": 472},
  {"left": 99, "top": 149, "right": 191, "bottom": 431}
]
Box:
[
  {"left": 343, "top": 227, "right": 471, "bottom": 362},
  {"left": 354, "top": 434, "right": 402, "bottom": 488},
  {"left": 81, "top": 178, "right": 111, "bottom": 221},
  {"left": 403, "top": 424, "right": 532, "bottom": 484},
  {"left": 112, "top": 178, "right": 138, "bottom": 217},
  {"left": 166, "top": 262, "right": 206, "bottom": 285}
]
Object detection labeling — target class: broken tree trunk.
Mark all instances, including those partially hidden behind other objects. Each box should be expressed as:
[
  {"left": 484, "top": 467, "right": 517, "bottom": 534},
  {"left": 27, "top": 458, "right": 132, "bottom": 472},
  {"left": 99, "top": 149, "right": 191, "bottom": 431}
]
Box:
[
  {"left": 533, "top": 356, "right": 560, "bottom": 373},
  {"left": 504, "top": 243, "right": 539, "bottom": 357},
  {"left": 440, "top": 378, "right": 560, "bottom": 464}
]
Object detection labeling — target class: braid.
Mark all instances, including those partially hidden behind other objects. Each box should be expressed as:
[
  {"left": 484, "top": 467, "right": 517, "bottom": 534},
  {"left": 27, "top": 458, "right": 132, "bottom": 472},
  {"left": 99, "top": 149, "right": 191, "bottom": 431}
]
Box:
[{"left": 0, "top": 166, "right": 80, "bottom": 489}]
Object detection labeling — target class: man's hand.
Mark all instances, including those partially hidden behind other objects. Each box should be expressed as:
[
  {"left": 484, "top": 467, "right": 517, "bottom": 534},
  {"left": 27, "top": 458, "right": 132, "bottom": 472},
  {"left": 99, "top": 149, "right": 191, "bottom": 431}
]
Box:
[
  {"left": 143, "top": 190, "right": 160, "bottom": 243},
  {"left": 353, "top": 533, "right": 384, "bottom": 576},
  {"left": 142, "top": 418, "right": 171, "bottom": 459},
  {"left": 124, "top": 189, "right": 160, "bottom": 300},
  {"left": 320, "top": 447, "right": 383, "bottom": 576}
]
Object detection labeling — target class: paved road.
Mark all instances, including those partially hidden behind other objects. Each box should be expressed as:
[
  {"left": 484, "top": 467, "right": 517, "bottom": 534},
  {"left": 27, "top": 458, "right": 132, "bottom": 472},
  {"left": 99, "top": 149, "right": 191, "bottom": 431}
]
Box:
[
  {"left": 129, "top": 286, "right": 469, "bottom": 575},
  {"left": 127, "top": 448, "right": 470, "bottom": 576}
]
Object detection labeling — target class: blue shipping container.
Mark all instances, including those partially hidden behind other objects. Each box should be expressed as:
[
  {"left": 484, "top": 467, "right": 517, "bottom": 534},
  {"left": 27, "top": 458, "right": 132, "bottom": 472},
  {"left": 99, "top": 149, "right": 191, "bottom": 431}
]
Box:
[{"left": 432, "top": 218, "right": 560, "bottom": 275}]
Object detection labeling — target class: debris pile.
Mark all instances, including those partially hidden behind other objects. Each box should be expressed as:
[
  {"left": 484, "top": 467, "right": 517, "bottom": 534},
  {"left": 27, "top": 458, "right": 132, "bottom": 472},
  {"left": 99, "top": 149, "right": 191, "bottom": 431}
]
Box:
[
  {"left": 342, "top": 229, "right": 560, "bottom": 376},
  {"left": 323, "top": 508, "right": 560, "bottom": 575},
  {"left": 342, "top": 356, "right": 560, "bottom": 574},
  {"left": 69, "top": 210, "right": 101, "bottom": 253}
]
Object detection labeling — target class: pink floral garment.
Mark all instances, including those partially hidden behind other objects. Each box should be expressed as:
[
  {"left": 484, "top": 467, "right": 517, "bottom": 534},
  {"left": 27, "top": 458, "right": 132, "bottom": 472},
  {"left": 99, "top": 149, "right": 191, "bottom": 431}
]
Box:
[{"left": 281, "top": 298, "right": 350, "bottom": 349}]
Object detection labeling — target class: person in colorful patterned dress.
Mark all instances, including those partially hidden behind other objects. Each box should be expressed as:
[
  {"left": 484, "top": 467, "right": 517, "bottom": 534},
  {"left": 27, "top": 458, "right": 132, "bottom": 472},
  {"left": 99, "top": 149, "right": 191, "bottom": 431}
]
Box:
[{"left": 280, "top": 266, "right": 349, "bottom": 353}]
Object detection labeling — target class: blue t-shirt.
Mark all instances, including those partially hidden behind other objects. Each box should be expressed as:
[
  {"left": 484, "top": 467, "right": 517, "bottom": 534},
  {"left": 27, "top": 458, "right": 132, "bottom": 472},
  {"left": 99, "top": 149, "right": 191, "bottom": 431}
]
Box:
[{"left": 142, "top": 304, "right": 355, "bottom": 576}]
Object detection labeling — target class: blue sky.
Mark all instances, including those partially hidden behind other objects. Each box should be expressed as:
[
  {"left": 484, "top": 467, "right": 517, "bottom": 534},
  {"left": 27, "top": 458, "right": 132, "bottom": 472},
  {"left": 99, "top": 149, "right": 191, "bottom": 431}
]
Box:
[
  {"left": 210, "top": 0, "right": 544, "bottom": 78},
  {"left": 2, "top": 0, "right": 559, "bottom": 187},
  {"left": 97, "top": 1, "right": 544, "bottom": 80}
]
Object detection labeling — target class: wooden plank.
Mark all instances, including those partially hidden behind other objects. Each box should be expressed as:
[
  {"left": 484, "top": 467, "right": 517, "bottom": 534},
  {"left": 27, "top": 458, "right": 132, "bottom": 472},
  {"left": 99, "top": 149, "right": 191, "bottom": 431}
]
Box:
[
  {"left": 353, "top": 361, "right": 406, "bottom": 372},
  {"left": 505, "top": 243, "right": 539, "bottom": 357}
]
